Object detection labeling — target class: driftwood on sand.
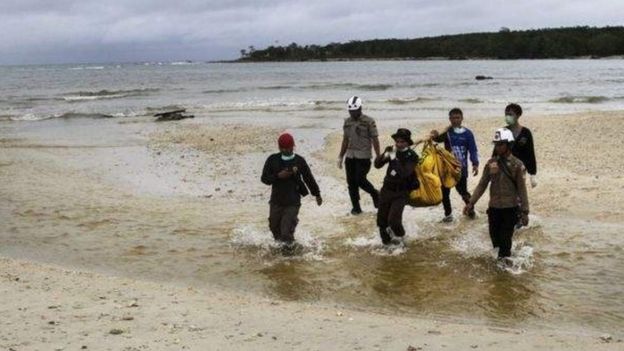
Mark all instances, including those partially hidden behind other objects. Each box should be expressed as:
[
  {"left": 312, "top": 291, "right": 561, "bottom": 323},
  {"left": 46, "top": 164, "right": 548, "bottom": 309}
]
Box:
[{"left": 154, "top": 109, "right": 195, "bottom": 122}]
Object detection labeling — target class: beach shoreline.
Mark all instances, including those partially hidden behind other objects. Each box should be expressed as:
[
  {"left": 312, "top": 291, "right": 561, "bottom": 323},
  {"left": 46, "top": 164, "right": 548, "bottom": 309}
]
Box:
[
  {"left": 1, "top": 256, "right": 621, "bottom": 350},
  {"left": 2, "top": 110, "right": 624, "bottom": 349}
]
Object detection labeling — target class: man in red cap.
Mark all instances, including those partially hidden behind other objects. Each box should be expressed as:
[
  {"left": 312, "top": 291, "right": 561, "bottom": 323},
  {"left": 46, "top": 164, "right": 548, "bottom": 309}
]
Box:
[{"left": 261, "top": 133, "right": 322, "bottom": 248}]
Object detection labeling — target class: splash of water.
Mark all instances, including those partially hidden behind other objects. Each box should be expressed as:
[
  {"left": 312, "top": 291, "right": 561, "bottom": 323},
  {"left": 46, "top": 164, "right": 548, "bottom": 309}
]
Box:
[{"left": 229, "top": 224, "right": 325, "bottom": 261}]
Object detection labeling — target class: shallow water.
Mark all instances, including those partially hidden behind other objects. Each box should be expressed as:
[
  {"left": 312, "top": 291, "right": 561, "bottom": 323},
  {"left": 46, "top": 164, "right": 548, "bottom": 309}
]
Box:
[{"left": 1, "top": 61, "right": 624, "bottom": 337}]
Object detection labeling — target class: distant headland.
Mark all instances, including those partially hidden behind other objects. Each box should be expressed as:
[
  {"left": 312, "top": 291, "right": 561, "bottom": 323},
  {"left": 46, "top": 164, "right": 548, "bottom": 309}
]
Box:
[{"left": 234, "top": 26, "right": 624, "bottom": 62}]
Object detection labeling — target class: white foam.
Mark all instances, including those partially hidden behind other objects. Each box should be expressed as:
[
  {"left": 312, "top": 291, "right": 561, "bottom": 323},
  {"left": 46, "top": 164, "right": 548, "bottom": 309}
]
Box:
[
  {"left": 10, "top": 113, "right": 45, "bottom": 121},
  {"left": 344, "top": 231, "right": 411, "bottom": 256},
  {"left": 63, "top": 94, "right": 127, "bottom": 101},
  {"left": 69, "top": 66, "right": 104, "bottom": 70},
  {"left": 230, "top": 224, "right": 325, "bottom": 261},
  {"left": 503, "top": 243, "right": 535, "bottom": 275},
  {"left": 449, "top": 228, "right": 492, "bottom": 258}
]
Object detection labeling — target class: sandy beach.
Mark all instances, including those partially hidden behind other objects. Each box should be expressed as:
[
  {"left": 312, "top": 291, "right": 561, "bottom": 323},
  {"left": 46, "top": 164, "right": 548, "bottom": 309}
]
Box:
[
  {"left": 2, "top": 110, "right": 624, "bottom": 350},
  {"left": 1, "top": 256, "right": 621, "bottom": 351}
]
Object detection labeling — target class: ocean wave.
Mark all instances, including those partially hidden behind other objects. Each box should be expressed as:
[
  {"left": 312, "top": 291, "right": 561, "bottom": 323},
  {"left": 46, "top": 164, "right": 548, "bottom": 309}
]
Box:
[
  {"left": 203, "top": 82, "right": 396, "bottom": 94},
  {"left": 69, "top": 66, "right": 105, "bottom": 70},
  {"left": 312, "top": 100, "right": 344, "bottom": 111},
  {"left": 406, "top": 82, "right": 441, "bottom": 88},
  {"left": 258, "top": 85, "right": 293, "bottom": 90},
  {"left": 458, "top": 98, "right": 483, "bottom": 104},
  {"left": 145, "top": 105, "right": 186, "bottom": 113},
  {"left": 386, "top": 97, "right": 438, "bottom": 105},
  {"left": 203, "top": 88, "right": 249, "bottom": 94},
  {"left": 304, "top": 83, "right": 393, "bottom": 91},
  {"left": 61, "top": 88, "right": 159, "bottom": 102},
  {"left": 549, "top": 96, "right": 610, "bottom": 104},
  {"left": 9, "top": 112, "right": 115, "bottom": 122}
]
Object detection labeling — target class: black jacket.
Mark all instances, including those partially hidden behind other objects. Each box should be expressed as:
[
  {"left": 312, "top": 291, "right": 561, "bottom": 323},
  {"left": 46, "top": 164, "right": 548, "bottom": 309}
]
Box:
[
  {"left": 374, "top": 149, "right": 420, "bottom": 192},
  {"left": 261, "top": 153, "right": 320, "bottom": 206},
  {"left": 511, "top": 127, "right": 537, "bottom": 175}
]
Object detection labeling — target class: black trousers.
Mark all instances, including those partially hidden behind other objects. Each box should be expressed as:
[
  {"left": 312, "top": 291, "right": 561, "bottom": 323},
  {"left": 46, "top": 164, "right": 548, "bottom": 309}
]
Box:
[
  {"left": 345, "top": 157, "right": 378, "bottom": 210},
  {"left": 268, "top": 204, "right": 300, "bottom": 243},
  {"left": 376, "top": 188, "right": 408, "bottom": 245},
  {"left": 441, "top": 172, "right": 471, "bottom": 216},
  {"left": 487, "top": 207, "right": 518, "bottom": 258}
]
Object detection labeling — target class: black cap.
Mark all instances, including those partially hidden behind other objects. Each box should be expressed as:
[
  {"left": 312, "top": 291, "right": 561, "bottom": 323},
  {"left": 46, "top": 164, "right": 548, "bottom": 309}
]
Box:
[{"left": 391, "top": 128, "right": 414, "bottom": 146}]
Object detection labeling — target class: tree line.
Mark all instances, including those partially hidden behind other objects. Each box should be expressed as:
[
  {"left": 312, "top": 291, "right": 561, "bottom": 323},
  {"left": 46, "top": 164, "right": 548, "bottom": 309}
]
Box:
[{"left": 238, "top": 26, "right": 624, "bottom": 61}]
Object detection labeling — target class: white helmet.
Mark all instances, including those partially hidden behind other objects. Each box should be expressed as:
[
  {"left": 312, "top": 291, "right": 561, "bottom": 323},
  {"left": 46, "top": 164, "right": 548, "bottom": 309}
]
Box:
[
  {"left": 347, "top": 96, "right": 362, "bottom": 111},
  {"left": 493, "top": 128, "right": 514, "bottom": 143}
]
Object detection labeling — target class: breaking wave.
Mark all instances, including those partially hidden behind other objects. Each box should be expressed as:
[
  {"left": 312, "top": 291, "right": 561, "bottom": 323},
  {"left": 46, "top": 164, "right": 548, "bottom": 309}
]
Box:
[
  {"left": 459, "top": 98, "right": 483, "bottom": 104},
  {"left": 61, "top": 88, "right": 159, "bottom": 102},
  {"left": 386, "top": 97, "right": 438, "bottom": 105},
  {"left": 69, "top": 66, "right": 105, "bottom": 70},
  {"left": 9, "top": 112, "right": 119, "bottom": 122},
  {"left": 549, "top": 95, "right": 610, "bottom": 104},
  {"left": 203, "top": 82, "right": 396, "bottom": 94}
]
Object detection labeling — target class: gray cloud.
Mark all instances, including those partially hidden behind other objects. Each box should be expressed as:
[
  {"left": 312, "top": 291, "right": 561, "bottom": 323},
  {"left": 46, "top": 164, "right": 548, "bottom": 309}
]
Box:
[{"left": 0, "top": 0, "right": 622, "bottom": 64}]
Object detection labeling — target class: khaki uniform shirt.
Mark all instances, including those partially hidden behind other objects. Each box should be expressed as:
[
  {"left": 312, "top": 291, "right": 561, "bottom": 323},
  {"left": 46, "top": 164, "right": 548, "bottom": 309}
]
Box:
[
  {"left": 343, "top": 114, "right": 378, "bottom": 159},
  {"left": 470, "top": 155, "right": 530, "bottom": 212}
]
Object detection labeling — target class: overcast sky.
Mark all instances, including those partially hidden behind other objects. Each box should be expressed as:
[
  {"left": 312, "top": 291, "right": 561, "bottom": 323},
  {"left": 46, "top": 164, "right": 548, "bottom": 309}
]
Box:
[{"left": 1, "top": 0, "right": 622, "bottom": 65}]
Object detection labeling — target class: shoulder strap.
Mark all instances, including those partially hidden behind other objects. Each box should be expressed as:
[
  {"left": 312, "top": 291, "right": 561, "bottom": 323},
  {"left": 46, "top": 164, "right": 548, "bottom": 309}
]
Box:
[
  {"left": 446, "top": 128, "right": 453, "bottom": 149},
  {"left": 498, "top": 158, "right": 518, "bottom": 190}
]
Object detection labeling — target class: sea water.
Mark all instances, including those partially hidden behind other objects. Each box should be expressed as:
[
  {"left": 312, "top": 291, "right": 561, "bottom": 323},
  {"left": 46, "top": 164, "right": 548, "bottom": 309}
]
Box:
[{"left": 1, "top": 60, "right": 623, "bottom": 337}]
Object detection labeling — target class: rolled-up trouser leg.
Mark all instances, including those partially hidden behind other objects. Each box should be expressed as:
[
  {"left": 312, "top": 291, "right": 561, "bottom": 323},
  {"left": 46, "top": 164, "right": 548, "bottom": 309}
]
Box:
[{"left": 279, "top": 205, "right": 300, "bottom": 244}]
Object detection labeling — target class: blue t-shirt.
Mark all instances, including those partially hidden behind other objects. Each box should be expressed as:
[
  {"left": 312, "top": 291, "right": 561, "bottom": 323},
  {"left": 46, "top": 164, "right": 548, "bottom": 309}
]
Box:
[{"left": 435, "top": 128, "right": 479, "bottom": 175}]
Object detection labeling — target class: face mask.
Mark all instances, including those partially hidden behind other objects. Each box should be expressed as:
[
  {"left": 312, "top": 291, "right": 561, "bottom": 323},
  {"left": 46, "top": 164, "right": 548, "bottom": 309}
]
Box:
[
  {"left": 281, "top": 153, "right": 295, "bottom": 161},
  {"left": 397, "top": 147, "right": 409, "bottom": 152},
  {"left": 453, "top": 127, "right": 466, "bottom": 134},
  {"left": 505, "top": 114, "right": 516, "bottom": 125}
]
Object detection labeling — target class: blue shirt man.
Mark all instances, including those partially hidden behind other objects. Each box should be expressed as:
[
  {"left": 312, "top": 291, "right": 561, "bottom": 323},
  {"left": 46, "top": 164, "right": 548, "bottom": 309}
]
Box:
[{"left": 431, "top": 108, "right": 479, "bottom": 222}]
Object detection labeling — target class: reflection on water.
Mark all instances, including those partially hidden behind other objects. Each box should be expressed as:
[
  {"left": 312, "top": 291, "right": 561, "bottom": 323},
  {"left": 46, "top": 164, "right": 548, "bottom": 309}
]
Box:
[
  {"left": 3, "top": 159, "right": 622, "bottom": 336},
  {"left": 260, "top": 261, "right": 322, "bottom": 301}
]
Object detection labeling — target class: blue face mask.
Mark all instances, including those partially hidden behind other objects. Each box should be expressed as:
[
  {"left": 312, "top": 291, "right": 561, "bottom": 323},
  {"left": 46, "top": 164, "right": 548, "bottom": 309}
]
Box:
[{"left": 281, "top": 153, "right": 295, "bottom": 161}]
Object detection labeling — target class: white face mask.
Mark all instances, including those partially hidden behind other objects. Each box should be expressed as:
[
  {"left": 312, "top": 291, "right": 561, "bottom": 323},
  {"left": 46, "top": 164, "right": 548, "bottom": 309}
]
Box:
[
  {"left": 281, "top": 153, "right": 295, "bottom": 161},
  {"left": 453, "top": 127, "right": 466, "bottom": 134},
  {"left": 505, "top": 114, "right": 516, "bottom": 125}
]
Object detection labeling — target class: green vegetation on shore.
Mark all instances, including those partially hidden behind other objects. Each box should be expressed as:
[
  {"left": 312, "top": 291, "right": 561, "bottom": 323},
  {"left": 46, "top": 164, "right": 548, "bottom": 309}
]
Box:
[{"left": 238, "top": 26, "right": 624, "bottom": 61}]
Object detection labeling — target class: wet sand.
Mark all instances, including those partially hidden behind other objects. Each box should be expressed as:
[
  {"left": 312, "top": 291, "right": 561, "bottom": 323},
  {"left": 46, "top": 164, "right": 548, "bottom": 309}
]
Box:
[
  {"left": 1, "top": 111, "right": 624, "bottom": 349},
  {"left": 322, "top": 110, "right": 624, "bottom": 222},
  {"left": 2, "top": 257, "right": 620, "bottom": 350}
]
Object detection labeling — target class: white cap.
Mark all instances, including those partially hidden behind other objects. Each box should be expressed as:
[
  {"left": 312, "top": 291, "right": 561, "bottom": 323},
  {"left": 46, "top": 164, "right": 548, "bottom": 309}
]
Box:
[
  {"left": 493, "top": 128, "right": 514, "bottom": 143},
  {"left": 347, "top": 96, "right": 362, "bottom": 111}
]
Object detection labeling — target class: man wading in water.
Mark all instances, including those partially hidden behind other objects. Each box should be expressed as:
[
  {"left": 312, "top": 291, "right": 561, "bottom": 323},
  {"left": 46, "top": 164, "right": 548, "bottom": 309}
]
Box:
[
  {"left": 465, "top": 128, "right": 529, "bottom": 267},
  {"left": 374, "top": 128, "right": 420, "bottom": 246},
  {"left": 337, "top": 96, "right": 381, "bottom": 215},
  {"left": 261, "top": 133, "right": 322, "bottom": 252},
  {"left": 430, "top": 108, "right": 479, "bottom": 222}
]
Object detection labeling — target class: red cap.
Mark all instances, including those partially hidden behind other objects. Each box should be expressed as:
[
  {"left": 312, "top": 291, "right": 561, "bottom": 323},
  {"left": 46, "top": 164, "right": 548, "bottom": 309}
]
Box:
[{"left": 278, "top": 133, "right": 295, "bottom": 149}]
